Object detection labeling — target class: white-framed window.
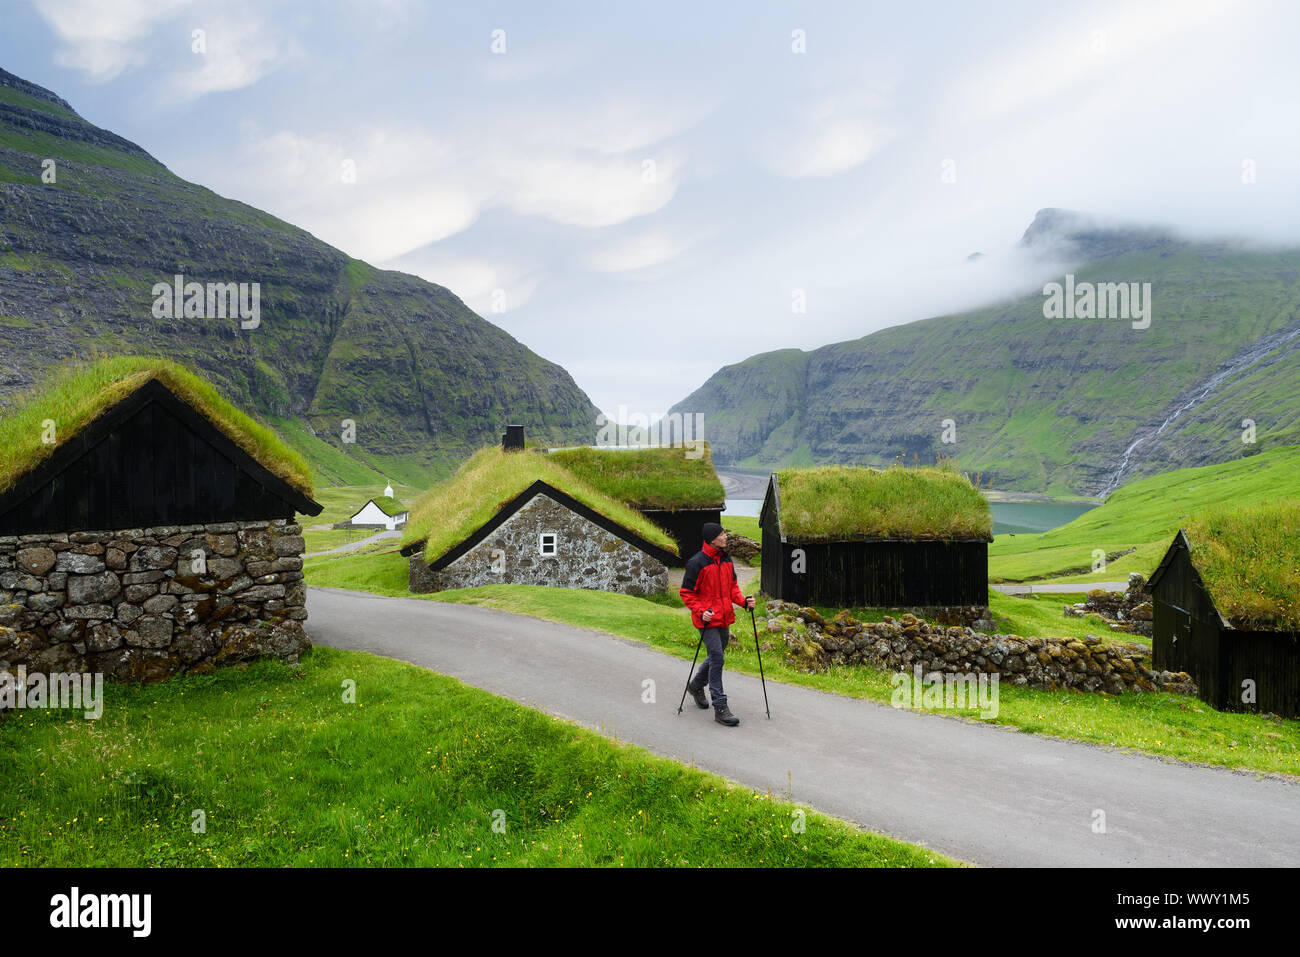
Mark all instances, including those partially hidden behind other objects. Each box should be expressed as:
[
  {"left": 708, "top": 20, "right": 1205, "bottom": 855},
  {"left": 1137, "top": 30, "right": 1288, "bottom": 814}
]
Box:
[{"left": 539, "top": 532, "right": 558, "bottom": 556}]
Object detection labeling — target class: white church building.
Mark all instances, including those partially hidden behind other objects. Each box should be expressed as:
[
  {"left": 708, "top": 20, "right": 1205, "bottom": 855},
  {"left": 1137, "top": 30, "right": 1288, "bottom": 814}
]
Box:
[{"left": 348, "top": 482, "right": 410, "bottom": 531}]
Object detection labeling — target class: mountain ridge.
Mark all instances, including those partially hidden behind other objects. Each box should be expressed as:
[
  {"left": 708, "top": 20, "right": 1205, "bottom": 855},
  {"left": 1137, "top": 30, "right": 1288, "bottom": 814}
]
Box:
[
  {"left": 670, "top": 212, "right": 1300, "bottom": 496},
  {"left": 0, "top": 67, "right": 600, "bottom": 488}
]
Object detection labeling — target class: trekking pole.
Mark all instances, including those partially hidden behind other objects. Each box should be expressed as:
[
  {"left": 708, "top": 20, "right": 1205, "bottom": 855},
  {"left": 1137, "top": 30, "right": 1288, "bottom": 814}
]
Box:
[
  {"left": 676, "top": 624, "right": 707, "bottom": 715},
  {"left": 749, "top": 604, "right": 771, "bottom": 719}
]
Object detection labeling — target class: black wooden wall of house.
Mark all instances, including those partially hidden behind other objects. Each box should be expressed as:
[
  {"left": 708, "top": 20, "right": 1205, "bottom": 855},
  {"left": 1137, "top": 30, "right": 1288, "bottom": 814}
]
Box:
[
  {"left": 0, "top": 396, "right": 302, "bottom": 535},
  {"left": 636, "top": 507, "right": 721, "bottom": 567},
  {"left": 759, "top": 504, "right": 783, "bottom": 598},
  {"left": 762, "top": 537, "right": 988, "bottom": 607},
  {"left": 1218, "top": 629, "right": 1300, "bottom": 718},
  {"left": 1152, "top": 547, "right": 1226, "bottom": 709}
]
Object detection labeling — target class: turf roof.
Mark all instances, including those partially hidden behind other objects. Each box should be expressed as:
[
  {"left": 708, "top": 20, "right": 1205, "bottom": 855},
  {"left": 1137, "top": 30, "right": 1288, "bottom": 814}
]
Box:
[
  {"left": 544, "top": 443, "right": 725, "bottom": 510},
  {"left": 400, "top": 446, "right": 679, "bottom": 562},
  {"left": 1179, "top": 503, "right": 1300, "bottom": 631},
  {"left": 0, "top": 356, "right": 315, "bottom": 497},
  {"left": 771, "top": 464, "right": 992, "bottom": 541},
  {"left": 363, "top": 496, "right": 409, "bottom": 519}
]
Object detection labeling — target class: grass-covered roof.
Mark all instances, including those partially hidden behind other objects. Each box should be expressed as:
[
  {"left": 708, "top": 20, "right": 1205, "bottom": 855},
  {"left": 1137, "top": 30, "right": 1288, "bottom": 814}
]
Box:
[
  {"left": 0, "top": 356, "right": 314, "bottom": 497},
  {"left": 1181, "top": 503, "right": 1300, "bottom": 631},
  {"left": 771, "top": 464, "right": 992, "bottom": 541},
  {"left": 400, "top": 447, "right": 679, "bottom": 562},
  {"left": 365, "top": 496, "right": 408, "bottom": 518},
  {"left": 544, "top": 443, "right": 724, "bottom": 510}
]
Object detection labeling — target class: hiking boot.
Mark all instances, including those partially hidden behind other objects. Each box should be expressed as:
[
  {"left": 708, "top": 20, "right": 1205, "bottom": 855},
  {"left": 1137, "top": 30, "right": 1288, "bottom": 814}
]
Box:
[
  {"left": 687, "top": 683, "right": 710, "bottom": 710},
  {"left": 714, "top": 706, "right": 740, "bottom": 727}
]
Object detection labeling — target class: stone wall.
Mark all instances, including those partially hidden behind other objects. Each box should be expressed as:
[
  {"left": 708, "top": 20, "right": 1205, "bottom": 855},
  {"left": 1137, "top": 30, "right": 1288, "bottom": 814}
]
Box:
[
  {"left": 1064, "top": 573, "right": 1154, "bottom": 638},
  {"left": 408, "top": 491, "right": 668, "bottom": 595},
  {"left": 764, "top": 599, "right": 1196, "bottom": 696},
  {"left": 0, "top": 519, "right": 310, "bottom": 683}
]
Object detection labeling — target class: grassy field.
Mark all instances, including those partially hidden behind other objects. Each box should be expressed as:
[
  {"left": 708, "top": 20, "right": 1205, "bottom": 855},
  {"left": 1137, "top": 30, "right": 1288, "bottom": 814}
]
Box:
[
  {"left": 0, "top": 647, "right": 952, "bottom": 867},
  {"left": 989, "top": 444, "right": 1300, "bottom": 583},
  {"left": 304, "top": 552, "right": 1299, "bottom": 776},
  {"left": 300, "top": 484, "right": 421, "bottom": 553}
]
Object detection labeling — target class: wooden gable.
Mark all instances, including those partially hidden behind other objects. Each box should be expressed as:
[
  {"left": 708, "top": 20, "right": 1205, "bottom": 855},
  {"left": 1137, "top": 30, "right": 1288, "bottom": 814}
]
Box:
[{"left": 0, "top": 379, "right": 321, "bottom": 535}]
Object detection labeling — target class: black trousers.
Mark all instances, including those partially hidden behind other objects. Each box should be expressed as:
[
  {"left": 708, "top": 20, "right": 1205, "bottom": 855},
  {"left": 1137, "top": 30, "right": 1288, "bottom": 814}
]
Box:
[{"left": 689, "top": 626, "right": 729, "bottom": 711}]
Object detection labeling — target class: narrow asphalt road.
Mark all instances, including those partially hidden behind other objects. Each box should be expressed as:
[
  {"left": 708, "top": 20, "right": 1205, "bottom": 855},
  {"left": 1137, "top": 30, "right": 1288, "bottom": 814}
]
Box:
[
  {"left": 991, "top": 582, "right": 1129, "bottom": 595},
  {"left": 307, "top": 587, "right": 1300, "bottom": 867},
  {"left": 304, "top": 530, "right": 401, "bottom": 558}
]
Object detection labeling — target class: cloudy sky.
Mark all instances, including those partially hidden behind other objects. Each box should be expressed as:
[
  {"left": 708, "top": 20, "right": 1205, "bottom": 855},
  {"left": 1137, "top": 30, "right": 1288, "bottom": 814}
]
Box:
[{"left": 4, "top": 0, "right": 1299, "bottom": 417}]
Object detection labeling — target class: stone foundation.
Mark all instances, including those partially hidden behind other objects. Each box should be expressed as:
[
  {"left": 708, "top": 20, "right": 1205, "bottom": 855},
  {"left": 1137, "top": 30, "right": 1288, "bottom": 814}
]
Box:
[
  {"left": 0, "top": 519, "right": 310, "bottom": 684},
  {"left": 764, "top": 599, "right": 1195, "bottom": 696}
]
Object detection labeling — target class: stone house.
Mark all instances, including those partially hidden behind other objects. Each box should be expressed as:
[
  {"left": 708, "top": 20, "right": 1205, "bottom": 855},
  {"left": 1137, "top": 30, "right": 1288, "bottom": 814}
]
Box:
[
  {"left": 0, "top": 360, "right": 323, "bottom": 684},
  {"left": 402, "top": 475, "right": 678, "bottom": 596}
]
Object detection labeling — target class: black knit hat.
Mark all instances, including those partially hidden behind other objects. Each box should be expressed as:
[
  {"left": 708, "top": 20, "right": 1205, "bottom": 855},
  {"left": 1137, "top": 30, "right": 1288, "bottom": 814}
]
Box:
[{"left": 702, "top": 522, "right": 724, "bottom": 544}]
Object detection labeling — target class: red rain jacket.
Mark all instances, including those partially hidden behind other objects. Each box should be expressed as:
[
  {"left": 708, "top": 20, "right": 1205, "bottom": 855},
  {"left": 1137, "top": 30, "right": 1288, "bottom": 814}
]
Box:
[{"left": 679, "top": 541, "right": 750, "bottom": 629}]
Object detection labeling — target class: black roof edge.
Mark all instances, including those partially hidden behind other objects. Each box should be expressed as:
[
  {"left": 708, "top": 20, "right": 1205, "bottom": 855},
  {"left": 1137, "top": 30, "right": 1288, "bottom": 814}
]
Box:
[{"left": 424, "top": 479, "right": 680, "bottom": 570}]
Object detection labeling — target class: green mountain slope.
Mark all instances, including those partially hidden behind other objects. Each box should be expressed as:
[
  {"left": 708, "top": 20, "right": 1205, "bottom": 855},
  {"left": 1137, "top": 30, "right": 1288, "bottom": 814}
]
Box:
[
  {"left": 988, "top": 443, "right": 1300, "bottom": 583},
  {"left": 671, "top": 209, "right": 1300, "bottom": 495},
  {"left": 0, "top": 68, "right": 601, "bottom": 488}
]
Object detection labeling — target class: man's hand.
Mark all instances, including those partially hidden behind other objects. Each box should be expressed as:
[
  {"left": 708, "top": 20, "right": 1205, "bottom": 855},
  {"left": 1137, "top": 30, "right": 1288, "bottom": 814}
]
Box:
[
  {"left": 701, "top": 608, "right": 714, "bottom": 623},
  {"left": 743, "top": 596, "right": 756, "bottom": 610}
]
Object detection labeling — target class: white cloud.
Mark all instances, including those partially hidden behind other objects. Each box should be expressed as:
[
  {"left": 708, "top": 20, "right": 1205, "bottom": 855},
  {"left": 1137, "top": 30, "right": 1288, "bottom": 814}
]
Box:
[
  {"left": 387, "top": 253, "right": 541, "bottom": 315},
  {"left": 32, "top": 0, "right": 288, "bottom": 96},
  {"left": 33, "top": 0, "right": 192, "bottom": 81},
  {"left": 497, "top": 151, "right": 681, "bottom": 227},
  {"left": 587, "top": 230, "right": 692, "bottom": 273},
  {"left": 171, "top": 14, "right": 289, "bottom": 99}
]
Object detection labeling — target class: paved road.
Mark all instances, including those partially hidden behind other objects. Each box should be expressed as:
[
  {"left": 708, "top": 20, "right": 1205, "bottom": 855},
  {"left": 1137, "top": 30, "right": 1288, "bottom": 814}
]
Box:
[
  {"left": 307, "top": 587, "right": 1300, "bottom": 867},
  {"left": 992, "top": 582, "right": 1129, "bottom": 595},
  {"left": 304, "top": 530, "right": 401, "bottom": 558}
]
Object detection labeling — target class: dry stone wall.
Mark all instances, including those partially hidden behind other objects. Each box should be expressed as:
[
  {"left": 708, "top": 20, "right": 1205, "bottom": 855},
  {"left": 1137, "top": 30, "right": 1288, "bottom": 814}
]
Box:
[
  {"left": 764, "top": 599, "right": 1196, "bottom": 696},
  {"left": 409, "top": 492, "right": 668, "bottom": 595},
  {"left": 0, "top": 519, "right": 309, "bottom": 683}
]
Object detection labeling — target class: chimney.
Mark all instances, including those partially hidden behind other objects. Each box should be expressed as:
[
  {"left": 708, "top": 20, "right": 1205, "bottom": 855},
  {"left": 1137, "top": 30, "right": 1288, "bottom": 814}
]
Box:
[{"left": 502, "top": 424, "right": 525, "bottom": 451}]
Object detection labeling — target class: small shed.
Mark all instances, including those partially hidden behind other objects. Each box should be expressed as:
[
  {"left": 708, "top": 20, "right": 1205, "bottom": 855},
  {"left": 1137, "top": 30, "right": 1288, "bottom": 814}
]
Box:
[
  {"left": 0, "top": 357, "right": 322, "bottom": 683},
  {"left": 759, "top": 465, "right": 992, "bottom": 612},
  {"left": 398, "top": 447, "right": 678, "bottom": 595},
  {"left": 543, "top": 441, "right": 725, "bottom": 566},
  {"left": 1148, "top": 507, "right": 1300, "bottom": 717}
]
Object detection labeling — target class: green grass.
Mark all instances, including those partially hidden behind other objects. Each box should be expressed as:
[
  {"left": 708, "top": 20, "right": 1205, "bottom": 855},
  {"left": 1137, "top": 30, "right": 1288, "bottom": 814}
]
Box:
[
  {"left": 400, "top": 446, "right": 678, "bottom": 561},
  {"left": 1181, "top": 503, "right": 1300, "bottom": 630},
  {"left": 989, "top": 444, "right": 1300, "bottom": 583},
  {"left": 0, "top": 646, "right": 952, "bottom": 867},
  {"left": 545, "top": 443, "right": 725, "bottom": 509},
  {"left": 0, "top": 355, "right": 314, "bottom": 496},
  {"left": 302, "top": 557, "right": 1300, "bottom": 777},
  {"left": 773, "top": 462, "right": 992, "bottom": 541},
  {"left": 721, "top": 515, "right": 761, "bottom": 541}
]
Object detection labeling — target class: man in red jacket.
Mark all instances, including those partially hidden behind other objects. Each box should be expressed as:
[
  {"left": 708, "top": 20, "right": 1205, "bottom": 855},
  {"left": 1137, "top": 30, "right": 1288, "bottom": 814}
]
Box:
[{"left": 679, "top": 522, "right": 755, "bottom": 726}]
